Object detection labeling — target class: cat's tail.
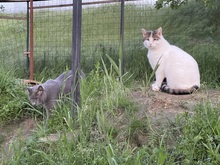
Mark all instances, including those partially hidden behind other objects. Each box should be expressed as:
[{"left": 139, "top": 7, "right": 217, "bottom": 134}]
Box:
[{"left": 160, "top": 84, "right": 199, "bottom": 95}]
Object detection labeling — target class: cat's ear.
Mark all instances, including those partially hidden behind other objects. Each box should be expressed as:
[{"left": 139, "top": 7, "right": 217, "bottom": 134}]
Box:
[
  {"left": 27, "top": 87, "right": 32, "bottom": 93},
  {"left": 157, "top": 27, "right": 163, "bottom": 36},
  {"left": 37, "top": 85, "right": 44, "bottom": 95},
  {"left": 141, "top": 28, "right": 147, "bottom": 35}
]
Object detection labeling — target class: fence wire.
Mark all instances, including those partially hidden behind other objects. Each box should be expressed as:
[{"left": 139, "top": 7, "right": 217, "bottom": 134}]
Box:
[
  {"left": 0, "top": 0, "right": 219, "bottom": 84},
  {"left": 0, "top": 11, "right": 26, "bottom": 75}
]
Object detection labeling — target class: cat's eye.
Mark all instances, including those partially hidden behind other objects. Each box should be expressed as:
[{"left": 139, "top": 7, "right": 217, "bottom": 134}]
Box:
[{"left": 154, "top": 38, "right": 159, "bottom": 41}]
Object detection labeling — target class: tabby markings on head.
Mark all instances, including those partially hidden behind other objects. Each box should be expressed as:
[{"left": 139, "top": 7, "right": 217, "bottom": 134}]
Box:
[{"left": 142, "top": 30, "right": 161, "bottom": 42}]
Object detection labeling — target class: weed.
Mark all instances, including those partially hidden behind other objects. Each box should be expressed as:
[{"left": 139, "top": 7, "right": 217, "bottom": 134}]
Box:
[
  {"left": 0, "top": 69, "right": 31, "bottom": 123},
  {"left": 171, "top": 102, "right": 220, "bottom": 164}
]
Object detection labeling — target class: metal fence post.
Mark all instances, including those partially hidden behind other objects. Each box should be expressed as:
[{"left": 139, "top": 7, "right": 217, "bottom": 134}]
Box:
[
  {"left": 26, "top": 1, "right": 30, "bottom": 79},
  {"left": 29, "top": 0, "right": 34, "bottom": 81},
  {"left": 119, "top": 0, "right": 125, "bottom": 78},
  {"left": 72, "top": 0, "right": 82, "bottom": 115}
]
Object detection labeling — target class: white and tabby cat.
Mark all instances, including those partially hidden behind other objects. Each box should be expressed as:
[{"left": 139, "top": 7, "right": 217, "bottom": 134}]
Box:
[{"left": 141, "top": 27, "right": 200, "bottom": 94}]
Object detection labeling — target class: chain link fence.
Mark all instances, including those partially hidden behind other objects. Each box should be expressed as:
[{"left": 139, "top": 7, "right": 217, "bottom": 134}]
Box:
[
  {"left": 0, "top": 0, "right": 219, "bottom": 84},
  {"left": 0, "top": 8, "right": 27, "bottom": 75}
]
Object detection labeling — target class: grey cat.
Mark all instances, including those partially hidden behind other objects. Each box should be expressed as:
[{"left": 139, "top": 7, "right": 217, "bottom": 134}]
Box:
[{"left": 27, "top": 70, "right": 73, "bottom": 119}]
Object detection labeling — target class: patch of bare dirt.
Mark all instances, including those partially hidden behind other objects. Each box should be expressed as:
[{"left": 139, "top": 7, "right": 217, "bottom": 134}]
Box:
[
  {"left": 128, "top": 88, "right": 220, "bottom": 146},
  {"left": 0, "top": 118, "right": 37, "bottom": 160},
  {"left": 131, "top": 88, "right": 220, "bottom": 121}
]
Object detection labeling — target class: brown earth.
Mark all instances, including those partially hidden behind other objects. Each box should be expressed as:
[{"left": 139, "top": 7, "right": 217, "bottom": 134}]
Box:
[
  {"left": 0, "top": 88, "right": 220, "bottom": 160},
  {"left": 128, "top": 88, "right": 220, "bottom": 146},
  {"left": 0, "top": 118, "right": 38, "bottom": 161},
  {"left": 131, "top": 88, "right": 220, "bottom": 122}
]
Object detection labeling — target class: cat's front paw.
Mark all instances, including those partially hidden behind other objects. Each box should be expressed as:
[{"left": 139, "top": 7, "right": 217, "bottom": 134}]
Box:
[{"left": 152, "top": 83, "right": 160, "bottom": 91}]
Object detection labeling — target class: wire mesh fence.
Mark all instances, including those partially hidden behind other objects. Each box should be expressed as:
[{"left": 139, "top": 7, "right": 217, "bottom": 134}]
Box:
[
  {"left": 33, "top": 1, "right": 73, "bottom": 76},
  {"left": 0, "top": 10, "right": 27, "bottom": 75},
  {"left": 0, "top": 0, "right": 219, "bottom": 84}
]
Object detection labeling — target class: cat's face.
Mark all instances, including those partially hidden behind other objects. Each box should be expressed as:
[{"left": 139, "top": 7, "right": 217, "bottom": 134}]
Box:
[
  {"left": 27, "top": 85, "right": 46, "bottom": 106},
  {"left": 141, "top": 27, "right": 162, "bottom": 49}
]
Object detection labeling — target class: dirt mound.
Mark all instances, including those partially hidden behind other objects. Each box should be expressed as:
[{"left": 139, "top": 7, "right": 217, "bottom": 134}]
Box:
[
  {"left": 132, "top": 88, "right": 220, "bottom": 119},
  {"left": 0, "top": 88, "right": 219, "bottom": 159},
  {"left": 128, "top": 88, "right": 220, "bottom": 146}
]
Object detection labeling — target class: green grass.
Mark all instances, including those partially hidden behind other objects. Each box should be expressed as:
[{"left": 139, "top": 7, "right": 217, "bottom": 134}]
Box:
[
  {"left": 0, "top": 69, "right": 32, "bottom": 124},
  {"left": 1, "top": 1, "right": 220, "bottom": 164},
  {"left": 1, "top": 58, "right": 220, "bottom": 164},
  {"left": 170, "top": 102, "right": 220, "bottom": 164}
]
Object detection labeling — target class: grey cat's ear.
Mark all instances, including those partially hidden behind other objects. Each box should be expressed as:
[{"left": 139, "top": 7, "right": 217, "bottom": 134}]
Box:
[
  {"left": 157, "top": 27, "right": 162, "bottom": 36},
  {"left": 27, "top": 87, "right": 32, "bottom": 93},
  {"left": 37, "top": 85, "right": 44, "bottom": 95},
  {"left": 141, "top": 28, "right": 147, "bottom": 34}
]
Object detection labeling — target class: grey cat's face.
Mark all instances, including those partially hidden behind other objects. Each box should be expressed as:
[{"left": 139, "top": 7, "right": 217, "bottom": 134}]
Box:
[
  {"left": 27, "top": 85, "right": 46, "bottom": 106},
  {"left": 141, "top": 27, "right": 162, "bottom": 49}
]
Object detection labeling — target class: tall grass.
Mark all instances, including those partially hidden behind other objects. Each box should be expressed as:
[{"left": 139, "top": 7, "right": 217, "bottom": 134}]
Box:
[
  {"left": 1, "top": 1, "right": 220, "bottom": 164},
  {"left": 2, "top": 54, "right": 220, "bottom": 164},
  {"left": 0, "top": 68, "right": 32, "bottom": 124},
  {"left": 170, "top": 102, "right": 220, "bottom": 164},
  {"left": 1, "top": 58, "right": 137, "bottom": 164},
  {"left": 3, "top": 74, "right": 220, "bottom": 164}
]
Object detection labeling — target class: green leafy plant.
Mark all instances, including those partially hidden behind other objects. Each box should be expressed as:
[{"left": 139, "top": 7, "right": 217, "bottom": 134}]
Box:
[
  {"left": 172, "top": 102, "right": 220, "bottom": 164},
  {"left": 0, "top": 69, "right": 31, "bottom": 123}
]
